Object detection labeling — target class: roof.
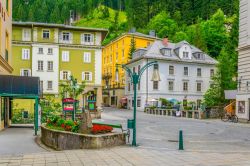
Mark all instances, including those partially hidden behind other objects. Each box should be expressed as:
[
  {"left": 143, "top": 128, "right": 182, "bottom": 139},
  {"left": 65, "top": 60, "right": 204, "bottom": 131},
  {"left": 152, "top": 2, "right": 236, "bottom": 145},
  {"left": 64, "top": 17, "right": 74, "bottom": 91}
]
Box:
[
  {"left": 13, "top": 21, "right": 108, "bottom": 33},
  {"left": 103, "top": 32, "right": 160, "bottom": 47},
  {"left": 129, "top": 40, "right": 218, "bottom": 65},
  {"left": 0, "top": 75, "right": 40, "bottom": 98}
]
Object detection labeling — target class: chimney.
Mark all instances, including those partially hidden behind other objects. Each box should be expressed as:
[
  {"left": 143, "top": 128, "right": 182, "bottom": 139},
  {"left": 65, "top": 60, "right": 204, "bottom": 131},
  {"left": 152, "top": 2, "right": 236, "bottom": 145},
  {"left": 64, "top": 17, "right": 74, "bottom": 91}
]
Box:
[
  {"left": 162, "top": 36, "right": 169, "bottom": 46},
  {"left": 129, "top": 27, "right": 136, "bottom": 33},
  {"left": 149, "top": 30, "right": 156, "bottom": 37}
]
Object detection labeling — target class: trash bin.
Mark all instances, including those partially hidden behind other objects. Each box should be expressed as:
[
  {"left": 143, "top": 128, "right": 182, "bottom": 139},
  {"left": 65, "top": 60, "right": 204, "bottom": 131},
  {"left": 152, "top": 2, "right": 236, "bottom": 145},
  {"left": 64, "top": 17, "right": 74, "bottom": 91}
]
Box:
[{"left": 127, "top": 119, "right": 134, "bottom": 129}]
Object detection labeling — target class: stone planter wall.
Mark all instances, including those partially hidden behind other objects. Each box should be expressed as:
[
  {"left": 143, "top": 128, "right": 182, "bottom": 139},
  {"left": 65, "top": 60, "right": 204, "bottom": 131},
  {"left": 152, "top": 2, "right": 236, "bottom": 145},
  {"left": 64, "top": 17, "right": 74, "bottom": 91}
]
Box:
[
  {"left": 144, "top": 107, "right": 204, "bottom": 119},
  {"left": 41, "top": 126, "right": 126, "bottom": 150}
]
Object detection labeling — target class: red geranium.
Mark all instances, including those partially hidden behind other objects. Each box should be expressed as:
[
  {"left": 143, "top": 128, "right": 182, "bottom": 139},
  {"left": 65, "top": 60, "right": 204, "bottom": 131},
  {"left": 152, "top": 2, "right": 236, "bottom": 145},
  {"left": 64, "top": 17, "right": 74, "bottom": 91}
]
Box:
[{"left": 92, "top": 124, "right": 113, "bottom": 134}]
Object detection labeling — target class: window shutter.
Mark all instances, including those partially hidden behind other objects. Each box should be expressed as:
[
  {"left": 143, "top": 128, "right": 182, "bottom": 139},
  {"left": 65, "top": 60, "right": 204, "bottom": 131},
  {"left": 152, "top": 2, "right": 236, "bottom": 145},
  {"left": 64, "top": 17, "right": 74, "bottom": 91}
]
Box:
[
  {"left": 68, "top": 71, "right": 71, "bottom": 80},
  {"left": 89, "top": 72, "right": 92, "bottom": 81},
  {"left": 20, "top": 69, "right": 23, "bottom": 76},
  {"left": 82, "top": 72, "right": 85, "bottom": 80},
  {"left": 60, "top": 71, "right": 63, "bottom": 80},
  {"left": 59, "top": 32, "right": 62, "bottom": 41},
  {"left": 69, "top": 33, "right": 73, "bottom": 43},
  {"left": 28, "top": 69, "right": 31, "bottom": 76},
  {"left": 22, "top": 49, "right": 25, "bottom": 59},
  {"left": 90, "top": 34, "right": 94, "bottom": 42}
]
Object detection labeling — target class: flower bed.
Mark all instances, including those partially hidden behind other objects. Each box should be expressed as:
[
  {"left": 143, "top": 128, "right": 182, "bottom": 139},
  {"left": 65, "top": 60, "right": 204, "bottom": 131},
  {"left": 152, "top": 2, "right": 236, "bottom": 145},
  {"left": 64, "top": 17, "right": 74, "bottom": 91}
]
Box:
[{"left": 46, "top": 115, "right": 113, "bottom": 134}]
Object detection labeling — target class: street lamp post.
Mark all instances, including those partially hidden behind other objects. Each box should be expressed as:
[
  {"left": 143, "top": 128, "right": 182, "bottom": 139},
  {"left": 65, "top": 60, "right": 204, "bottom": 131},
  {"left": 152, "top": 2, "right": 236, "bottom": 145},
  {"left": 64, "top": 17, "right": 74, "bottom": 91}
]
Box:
[
  {"left": 116, "top": 61, "right": 158, "bottom": 146},
  {"left": 69, "top": 75, "right": 78, "bottom": 121}
]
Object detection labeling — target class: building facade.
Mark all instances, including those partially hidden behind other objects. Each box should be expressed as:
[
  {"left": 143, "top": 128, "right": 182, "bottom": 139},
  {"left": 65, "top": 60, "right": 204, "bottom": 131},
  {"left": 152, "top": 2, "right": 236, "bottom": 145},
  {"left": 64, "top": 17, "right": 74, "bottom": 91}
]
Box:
[
  {"left": 0, "top": 0, "right": 13, "bottom": 130},
  {"left": 12, "top": 22, "right": 108, "bottom": 112},
  {"left": 102, "top": 32, "right": 158, "bottom": 108},
  {"left": 236, "top": 0, "right": 250, "bottom": 121},
  {"left": 125, "top": 39, "right": 217, "bottom": 111}
]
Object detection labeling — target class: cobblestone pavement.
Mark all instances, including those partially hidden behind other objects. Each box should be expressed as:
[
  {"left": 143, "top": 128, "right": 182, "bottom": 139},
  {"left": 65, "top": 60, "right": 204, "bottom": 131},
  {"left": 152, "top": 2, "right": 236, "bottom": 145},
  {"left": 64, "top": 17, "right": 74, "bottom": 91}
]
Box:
[
  {"left": 1, "top": 108, "right": 250, "bottom": 165},
  {"left": 0, "top": 146, "right": 250, "bottom": 166}
]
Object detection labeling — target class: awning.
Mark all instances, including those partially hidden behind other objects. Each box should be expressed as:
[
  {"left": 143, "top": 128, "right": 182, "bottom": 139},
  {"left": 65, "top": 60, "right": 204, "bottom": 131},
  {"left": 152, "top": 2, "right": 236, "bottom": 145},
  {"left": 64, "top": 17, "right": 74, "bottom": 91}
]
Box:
[
  {"left": 148, "top": 98, "right": 158, "bottom": 102},
  {"left": 120, "top": 97, "right": 127, "bottom": 103}
]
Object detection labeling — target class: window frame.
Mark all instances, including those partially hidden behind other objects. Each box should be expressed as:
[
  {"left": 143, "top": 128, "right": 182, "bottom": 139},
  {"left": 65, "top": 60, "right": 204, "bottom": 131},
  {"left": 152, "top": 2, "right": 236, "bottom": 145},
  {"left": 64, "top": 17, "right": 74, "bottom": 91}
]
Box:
[
  {"left": 37, "top": 60, "right": 44, "bottom": 71},
  {"left": 47, "top": 81, "right": 53, "bottom": 90},
  {"left": 197, "top": 68, "right": 202, "bottom": 77},
  {"left": 184, "top": 67, "right": 188, "bottom": 76},
  {"left": 62, "top": 51, "right": 70, "bottom": 62},
  {"left": 83, "top": 52, "right": 91, "bottom": 63},
  {"left": 22, "top": 49, "right": 30, "bottom": 60},
  {"left": 153, "top": 81, "right": 158, "bottom": 90},
  {"left": 47, "top": 61, "right": 53, "bottom": 71},
  {"left": 197, "top": 82, "right": 202, "bottom": 92},
  {"left": 183, "top": 82, "right": 188, "bottom": 91},
  {"left": 42, "top": 29, "right": 50, "bottom": 39},
  {"left": 168, "top": 81, "right": 174, "bottom": 91},
  {"left": 169, "top": 65, "right": 174, "bottom": 75}
]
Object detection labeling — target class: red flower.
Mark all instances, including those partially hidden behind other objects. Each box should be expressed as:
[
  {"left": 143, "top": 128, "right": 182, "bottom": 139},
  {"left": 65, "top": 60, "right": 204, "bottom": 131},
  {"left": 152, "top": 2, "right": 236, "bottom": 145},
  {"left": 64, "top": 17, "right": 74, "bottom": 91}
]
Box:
[{"left": 91, "top": 124, "right": 113, "bottom": 134}]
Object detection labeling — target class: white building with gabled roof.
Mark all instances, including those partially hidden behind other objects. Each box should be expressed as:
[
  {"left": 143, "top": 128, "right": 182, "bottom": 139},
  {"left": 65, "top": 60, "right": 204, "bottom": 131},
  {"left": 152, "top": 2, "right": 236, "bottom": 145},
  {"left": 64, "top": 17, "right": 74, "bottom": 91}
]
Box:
[{"left": 125, "top": 39, "right": 218, "bottom": 111}]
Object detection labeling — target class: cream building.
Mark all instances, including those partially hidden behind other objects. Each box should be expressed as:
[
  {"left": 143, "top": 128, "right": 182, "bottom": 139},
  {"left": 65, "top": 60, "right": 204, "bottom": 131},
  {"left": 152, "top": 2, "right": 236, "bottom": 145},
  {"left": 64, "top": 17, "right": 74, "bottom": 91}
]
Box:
[{"left": 0, "top": 0, "right": 13, "bottom": 130}]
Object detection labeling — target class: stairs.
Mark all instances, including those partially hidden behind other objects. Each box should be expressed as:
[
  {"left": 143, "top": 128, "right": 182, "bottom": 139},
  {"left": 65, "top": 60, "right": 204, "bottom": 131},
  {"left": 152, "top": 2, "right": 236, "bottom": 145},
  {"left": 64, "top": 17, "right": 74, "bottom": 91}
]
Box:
[{"left": 224, "top": 101, "right": 236, "bottom": 115}]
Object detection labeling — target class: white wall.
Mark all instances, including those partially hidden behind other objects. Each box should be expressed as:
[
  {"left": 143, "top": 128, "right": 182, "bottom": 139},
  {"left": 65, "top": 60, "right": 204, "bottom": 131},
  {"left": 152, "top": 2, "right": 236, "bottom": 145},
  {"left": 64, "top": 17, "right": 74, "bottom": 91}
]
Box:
[
  {"left": 95, "top": 49, "right": 102, "bottom": 86},
  {"left": 32, "top": 44, "right": 59, "bottom": 94},
  {"left": 125, "top": 59, "right": 215, "bottom": 111}
]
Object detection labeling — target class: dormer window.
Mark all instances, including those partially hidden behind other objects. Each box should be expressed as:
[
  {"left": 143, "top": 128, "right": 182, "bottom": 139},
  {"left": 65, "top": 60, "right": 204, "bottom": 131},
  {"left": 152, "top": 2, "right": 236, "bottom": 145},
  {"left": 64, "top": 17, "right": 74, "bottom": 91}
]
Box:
[
  {"left": 197, "top": 53, "right": 204, "bottom": 59},
  {"left": 183, "top": 51, "right": 189, "bottom": 58},
  {"left": 160, "top": 48, "right": 171, "bottom": 56}
]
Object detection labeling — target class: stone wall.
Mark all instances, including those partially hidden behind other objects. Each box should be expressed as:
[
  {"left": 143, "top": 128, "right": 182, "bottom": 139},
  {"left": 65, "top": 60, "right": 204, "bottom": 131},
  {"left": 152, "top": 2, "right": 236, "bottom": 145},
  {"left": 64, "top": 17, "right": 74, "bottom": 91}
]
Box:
[{"left": 41, "top": 126, "right": 126, "bottom": 150}]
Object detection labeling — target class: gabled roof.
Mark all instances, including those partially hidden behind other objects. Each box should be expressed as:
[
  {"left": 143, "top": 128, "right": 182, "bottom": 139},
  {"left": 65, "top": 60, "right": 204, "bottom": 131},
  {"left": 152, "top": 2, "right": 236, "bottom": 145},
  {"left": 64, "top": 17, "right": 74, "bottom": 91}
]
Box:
[{"left": 130, "top": 40, "right": 218, "bottom": 65}]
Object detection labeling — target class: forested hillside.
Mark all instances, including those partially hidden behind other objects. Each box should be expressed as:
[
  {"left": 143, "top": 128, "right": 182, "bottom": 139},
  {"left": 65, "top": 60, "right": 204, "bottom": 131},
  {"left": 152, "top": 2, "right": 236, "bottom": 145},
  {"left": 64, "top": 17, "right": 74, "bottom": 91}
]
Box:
[{"left": 13, "top": 0, "right": 239, "bottom": 106}]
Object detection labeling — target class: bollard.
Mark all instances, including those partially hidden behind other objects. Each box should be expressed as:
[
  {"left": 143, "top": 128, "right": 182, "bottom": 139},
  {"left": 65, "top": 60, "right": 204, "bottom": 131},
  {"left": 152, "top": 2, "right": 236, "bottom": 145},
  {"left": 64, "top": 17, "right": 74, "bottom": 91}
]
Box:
[{"left": 179, "top": 130, "right": 184, "bottom": 150}]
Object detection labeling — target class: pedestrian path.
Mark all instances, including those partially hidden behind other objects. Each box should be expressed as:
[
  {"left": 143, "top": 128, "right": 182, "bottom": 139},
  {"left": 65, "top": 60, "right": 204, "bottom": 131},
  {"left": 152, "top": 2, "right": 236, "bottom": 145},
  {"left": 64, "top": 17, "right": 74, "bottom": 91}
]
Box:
[{"left": 0, "top": 146, "right": 250, "bottom": 166}]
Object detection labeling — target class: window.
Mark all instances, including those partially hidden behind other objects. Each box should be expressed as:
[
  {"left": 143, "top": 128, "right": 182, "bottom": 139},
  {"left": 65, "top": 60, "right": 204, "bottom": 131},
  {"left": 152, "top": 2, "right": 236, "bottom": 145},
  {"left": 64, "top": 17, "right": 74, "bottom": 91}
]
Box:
[
  {"left": 38, "top": 48, "right": 43, "bottom": 54},
  {"left": 63, "top": 32, "right": 70, "bottom": 41},
  {"left": 82, "top": 72, "right": 92, "bottom": 81},
  {"left": 47, "top": 61, "right": 53, "bottom": 71},
  {"left": 47, "top": 81, "right": 53, "bottom": 90},
  {"left": 247, "top": 81, "right": 250, "bottom": 91},
  {"left": 153, "top": 81, "right": 158, "bottom": 90},
  {"left": 62, "top": 51, "right": 69, "bottom": 62},
  {"left": 169, "top": 66, "right": 174, "bottom": 75},
  {"left": 63, "top": 71, "right": 69, "bottom": 80},
  {"left": 168, "top": 81, "right": 174, "bottom": 91},
  {"left": 184, "top": 67, "right": 188, "bottom": 76},
  {"left": 22, "top": 49, "right": 30, "bottom": 60},
  {"left": 197, "top": 100, "right": 202, "bottom": 108},
  {"left": 82, "top": 34, "right": 93, "bottom": 43},
  {"left": 197, "top": 53, "right": 203, "bottom": 59},
  {"left": 183, "top": 51, "right": 189, "bottom": 58},
  {"left": 210, "top": 69, "right": 214, "bottom": 78},
  {"left": 197, "top": 82, "right": 202, "bottom": 92},
  {"left": 22, "top": 29, "right": 31, "bottom": 41},
  {"left": 128, "top": 82, "right": 130, "bottom": 91},
  {"left": 154, "top": 64, "right": 159, "bottom": 70},
  {"left": 48, "top": 48, "right": 53, "bottom": 55},
  {"left": 38, "top": 61, "right": 43, "bottom": 71},
  {"left": 137, "top": 99, "right": 141, "bottom": 107},
  {"left": 122, "top": 49, "right": 125, "bottom": 57},
  {"left": 83, "top": 52, "right": 91, "bottom": 63},
  {"left": 20, "top": 69, "right": 30, "bottom": 76},
  {"left": 116, "top": 52, "right": 118, "bottom": 62},
  {"left": 183, "top": 82, "right": 188, "bottom": 91},
  {"left": 43, "top": 30, "right": 50, "bottom": 39},
  {"left": 197, "top": 68, "right": 202, "bottom": 77},
  {"left": 162, "top": 49, "right": 171, "bottom": 56}
]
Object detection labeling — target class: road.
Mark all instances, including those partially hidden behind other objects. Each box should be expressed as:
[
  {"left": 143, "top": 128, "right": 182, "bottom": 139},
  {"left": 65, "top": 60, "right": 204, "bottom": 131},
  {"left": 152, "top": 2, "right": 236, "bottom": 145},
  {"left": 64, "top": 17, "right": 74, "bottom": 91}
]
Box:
[{"left": 100, "top": 107, "right": 250, "bottom": 152}]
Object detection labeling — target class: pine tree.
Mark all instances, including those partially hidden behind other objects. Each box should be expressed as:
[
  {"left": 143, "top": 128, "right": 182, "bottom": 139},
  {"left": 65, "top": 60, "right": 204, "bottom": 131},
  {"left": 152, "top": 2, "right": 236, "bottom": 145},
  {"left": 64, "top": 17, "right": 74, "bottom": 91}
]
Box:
[{"left": 128, "top": 36, "right": 136, "bottom": 60}]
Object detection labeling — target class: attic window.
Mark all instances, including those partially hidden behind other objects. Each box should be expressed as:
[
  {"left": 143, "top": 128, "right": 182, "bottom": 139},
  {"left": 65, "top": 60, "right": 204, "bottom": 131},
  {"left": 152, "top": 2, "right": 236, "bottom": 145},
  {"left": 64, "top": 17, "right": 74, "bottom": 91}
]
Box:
[
  {"left": 196, "top": 53, "right": 204, "bottom": 59},
  {"left": 183, "top": 52, "right": 189, "bottom": 58},
  {"left": 161, "top": 48, "right": 171, "bottom": 56}
]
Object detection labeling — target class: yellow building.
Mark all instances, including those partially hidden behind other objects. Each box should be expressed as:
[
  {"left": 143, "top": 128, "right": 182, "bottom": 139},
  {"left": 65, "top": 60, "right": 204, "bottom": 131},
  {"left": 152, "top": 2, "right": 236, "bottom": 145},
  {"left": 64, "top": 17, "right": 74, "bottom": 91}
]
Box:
[
  {"left": 0, "top": 0, "right": 13, "bottom": 130},
  {"left": 102, "top": 32, "right": 158, "bottom": 108}
]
